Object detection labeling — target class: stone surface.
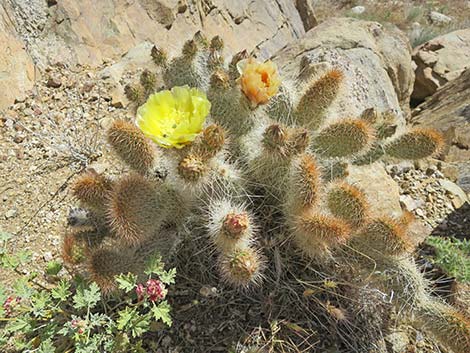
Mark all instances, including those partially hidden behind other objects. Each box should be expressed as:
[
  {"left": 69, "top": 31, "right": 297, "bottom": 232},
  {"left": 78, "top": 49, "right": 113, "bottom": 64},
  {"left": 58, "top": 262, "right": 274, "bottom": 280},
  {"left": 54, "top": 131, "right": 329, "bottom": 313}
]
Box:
[
  {"left": 428, "top": 11, "right": 452, "bottom": 25},
  {"left": 411, "top": 68, "right": 470, "bottom": 193},
  {"left": 4, "top": 0, "right": 309, "bottom": 69},
  {"left": 272, "top": 17, "right": 415, "bottom": 120},
  {"left": 351, "top": 6, "right": 366, "bottom": 15},
  {"left": 347, "top": 163, "right": 402, "bottom": 218},
  {"left": 412, "top": 29, "right": 470, "bottom": 101},
  {"left": 0, "top": 5, "right": 35, "bottom": 110}
]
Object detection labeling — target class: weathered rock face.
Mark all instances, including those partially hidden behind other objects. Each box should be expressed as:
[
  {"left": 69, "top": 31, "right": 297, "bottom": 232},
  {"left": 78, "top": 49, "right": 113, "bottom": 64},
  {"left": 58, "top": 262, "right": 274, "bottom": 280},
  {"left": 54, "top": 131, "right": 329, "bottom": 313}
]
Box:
[
  {"left": 411, "top": 29, "right": 470, "bottom": 102},
  {"left": 411, "top": 68, "right": 470, "bottom": 193},
  {"left": 5, "top": 0, "right": 313, "bottom": 68},
  {"left": 272, "top": 17, "right": 415, "bottom": 121},
  {"left": 0, "top": 5, "right": 35, "bottom": 111}
]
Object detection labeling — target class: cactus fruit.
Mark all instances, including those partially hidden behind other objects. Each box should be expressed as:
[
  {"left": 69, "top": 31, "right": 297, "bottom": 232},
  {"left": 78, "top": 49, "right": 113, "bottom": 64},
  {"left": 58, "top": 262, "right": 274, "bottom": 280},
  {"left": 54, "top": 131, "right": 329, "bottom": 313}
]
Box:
[
  {"left": 219, "top": 247, "right": 264, "bottom": 288},
  {"left": 107, "top": 120, "right": 155, "bottom": 174},
  {"left": 61, "top": 33, "right": 460, "bottom": 352}
]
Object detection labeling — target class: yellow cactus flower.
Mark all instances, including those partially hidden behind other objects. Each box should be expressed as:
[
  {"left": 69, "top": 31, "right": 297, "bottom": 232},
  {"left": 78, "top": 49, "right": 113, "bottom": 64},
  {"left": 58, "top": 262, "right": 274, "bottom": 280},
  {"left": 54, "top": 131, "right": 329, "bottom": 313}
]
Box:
[
  {"left": 238, "top": 58, "right": 281, "bottom": 106},
  {"left": 136, "top": 86, "right": 211, "bottom": 149}
]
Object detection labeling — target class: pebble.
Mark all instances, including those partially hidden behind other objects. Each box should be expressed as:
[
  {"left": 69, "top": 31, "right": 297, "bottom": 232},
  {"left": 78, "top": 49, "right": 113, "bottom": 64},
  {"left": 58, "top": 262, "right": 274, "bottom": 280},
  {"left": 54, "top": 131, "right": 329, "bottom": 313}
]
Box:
[
  {"left": 43, "top": 251, "right": 53, "bottom": 261},
  {"left": 351, "top": 6, "right": 366, "bottom": 14},
  {"left": 5, "top": 209, "right": 18, "bottom": 219},
  {"left": 46, "top": 76, "right": 62, "bottom": 88},
  {"left": 429, "top": 11, "right": 452, "bottom": 25}
]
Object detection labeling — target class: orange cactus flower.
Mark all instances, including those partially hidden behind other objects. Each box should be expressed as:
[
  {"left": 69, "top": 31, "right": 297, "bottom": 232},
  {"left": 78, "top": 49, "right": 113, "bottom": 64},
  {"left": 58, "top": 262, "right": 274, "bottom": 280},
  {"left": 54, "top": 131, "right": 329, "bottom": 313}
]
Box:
[{"left": 238, "top": 58, "right": 281, "bottom": 106}]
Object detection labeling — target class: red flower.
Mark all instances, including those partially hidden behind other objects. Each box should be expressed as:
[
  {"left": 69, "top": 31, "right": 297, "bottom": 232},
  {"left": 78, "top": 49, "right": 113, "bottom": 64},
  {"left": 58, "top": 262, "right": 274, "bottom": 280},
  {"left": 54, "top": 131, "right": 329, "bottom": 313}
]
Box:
[
  {"left": 135, "top": 283, "right": 145, "bottom": 301},
  {"left": 145, "top": 279, "right": 167, "bottom": 302}
]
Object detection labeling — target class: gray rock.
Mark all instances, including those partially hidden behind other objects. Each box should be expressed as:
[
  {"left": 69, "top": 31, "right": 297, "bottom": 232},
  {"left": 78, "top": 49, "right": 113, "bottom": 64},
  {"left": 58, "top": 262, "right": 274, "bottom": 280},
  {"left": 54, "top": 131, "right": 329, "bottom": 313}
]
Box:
[
  {"left": 400, "top": 194, "right": 424, "bottom": 211},
  {"left": 351, "top": 6, "right": 366, "bottom": 15},
  {"left": 5, "top": 209, "right": 18, "bottom": 219},
  {"left": 429, "top": 11, "right": 452, "bottom": 25},
  {"left": 411, "top": 68, "right": 470, "bottom": 192},
  {"left": 412, "top": 29, "right": 470, "bottom": 101},
  {"left": 273, "top": 17, "right": 415, "bottom": 119},
  {"left": 347, "top": 163, "right": 402, "bottom": 218}
]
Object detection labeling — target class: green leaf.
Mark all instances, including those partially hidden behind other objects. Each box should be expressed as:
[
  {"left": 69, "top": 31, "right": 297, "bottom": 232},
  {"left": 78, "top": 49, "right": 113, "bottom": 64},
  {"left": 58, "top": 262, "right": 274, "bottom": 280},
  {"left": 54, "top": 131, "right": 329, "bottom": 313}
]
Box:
[
  {"left": 159, "top": 268, "right": 176, "bottom": 285},
  {"left": 151, "top": 300, "right": 172, "bottom": 326},
  {"left": 31, "top": 291, "right": 52, "bottom": 317},
  {"left": 6, "top": 316, "right": 31, "bottom": 333},
  {"left": 45, "top": 261, "right": 63, "bottom": 276},
  {"left": 144, "top": 254, "right": 164, "bottom": 276},
  {"left": 116, "top": 307, "right": 150, "bottom": 338},
  {"left": 38, "top": 338, "right": 55, "bottom": 353},
  {"left": 13, "top": 277, "right": 35, "bottom": 299},
  {"left": 115, "top": 273, "right": 137, "bottom": 293},
  {"left": 73, "top": 283, "right": 101, "bottom": 310},
  {"left": 51, "top": 279, "right": 71, "bottom": 302}
]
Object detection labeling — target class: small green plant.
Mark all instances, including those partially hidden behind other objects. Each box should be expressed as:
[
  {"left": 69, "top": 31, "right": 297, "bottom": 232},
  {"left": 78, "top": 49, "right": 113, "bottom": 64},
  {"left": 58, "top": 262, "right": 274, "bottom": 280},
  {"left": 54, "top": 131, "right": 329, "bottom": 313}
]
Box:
[
  {"left": 0, "top": 231, "right": 175, "bottom": 353},
  {"left": 426, "top": 236, "right": 470, "bottom": 283}
]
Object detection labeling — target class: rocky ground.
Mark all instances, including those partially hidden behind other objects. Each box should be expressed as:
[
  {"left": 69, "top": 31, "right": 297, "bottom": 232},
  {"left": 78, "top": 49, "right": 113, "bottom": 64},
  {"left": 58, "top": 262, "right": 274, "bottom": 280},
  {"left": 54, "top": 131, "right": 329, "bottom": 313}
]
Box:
[{"left": 0, "top": 0, "right": 469, "bottom": 352}]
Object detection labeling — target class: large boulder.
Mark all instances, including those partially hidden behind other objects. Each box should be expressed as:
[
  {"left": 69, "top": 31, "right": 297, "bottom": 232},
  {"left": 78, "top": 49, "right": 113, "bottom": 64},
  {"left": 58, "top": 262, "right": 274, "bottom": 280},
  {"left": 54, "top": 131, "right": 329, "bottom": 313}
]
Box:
[
  {"left": 5, "top": 0, "right": 313, "bottom": 68},
  {"left": 411, "top": 68, "right": 470, "bottom": 193},
  {"left": 272, "top": 17, "right": 415, "bottom": 120},
  {"left": 0, "top": 5, "right": 35, "bottom": 111},
  {"left": 411, "top": 29, "right": 470, "bottom": 102}
]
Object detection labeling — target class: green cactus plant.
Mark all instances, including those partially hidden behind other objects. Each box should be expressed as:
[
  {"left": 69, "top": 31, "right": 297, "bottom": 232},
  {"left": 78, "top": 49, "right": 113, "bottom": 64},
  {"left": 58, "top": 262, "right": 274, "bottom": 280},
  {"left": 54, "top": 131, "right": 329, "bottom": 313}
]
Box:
[{"left": 62, "top": 32, "right": 468, "bottom": 353}]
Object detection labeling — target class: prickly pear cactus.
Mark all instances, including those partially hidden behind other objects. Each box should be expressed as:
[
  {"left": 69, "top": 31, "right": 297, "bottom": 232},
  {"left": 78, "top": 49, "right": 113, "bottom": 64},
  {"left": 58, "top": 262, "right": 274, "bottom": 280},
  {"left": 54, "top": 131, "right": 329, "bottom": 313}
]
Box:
[{"left": 63, "top": 32, "right": 469, "bottom": 352}]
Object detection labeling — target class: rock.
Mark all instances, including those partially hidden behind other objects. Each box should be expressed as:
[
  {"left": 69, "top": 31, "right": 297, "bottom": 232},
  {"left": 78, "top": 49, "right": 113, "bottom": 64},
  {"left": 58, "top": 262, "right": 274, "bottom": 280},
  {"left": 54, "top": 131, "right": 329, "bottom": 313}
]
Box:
[
  {"left": 428, "top": 11, "right": 452, "bottom": 25},
  {"left": 439, "top": 179, "right": 469, "bottom": 207},
  {"left": 46, "top": 76, "right": 62, "bottom": 88},
  {"left": 6, "top": 0, "right": 308, "bottom": 68},
  {"left": 0, "top": 6, "right": 35, "bottom": 110},
  {"left": 5, "top": 209, "right": 18, "bottom": 219},
  {"left": 411, "top": 29, "right": 470, "bottom": 101},
  {"left": 411, "top": 68, "right": 470, "bottom": 192},
  {"left": 43, "top": 251, "right": 53, "bottom": 261},
  {"left": 347, "top": 163, "right": 402, "bottom": 218},
  {"left": 47, "top": 0, "right": 58, "bottom": 7},
  {"left": 399, "top": 194, "right": 424, "bottom": 211},
  {"left": 295, "top": 0, "right": 318, "bottom": 31},
  {"left": 109, "top": 84, "right": 127, "bottom": 108},
  {"left": 273, "top": 18, "right": 415, "bottom": 119},
  {"left": 351, "top": 6, "right": 366, "bottom": 15}
]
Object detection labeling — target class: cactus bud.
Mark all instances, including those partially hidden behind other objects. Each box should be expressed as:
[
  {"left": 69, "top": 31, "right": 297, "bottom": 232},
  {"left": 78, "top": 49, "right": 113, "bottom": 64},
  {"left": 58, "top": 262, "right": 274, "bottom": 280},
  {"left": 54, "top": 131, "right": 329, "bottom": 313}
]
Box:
[
  {"left": 385, "top": 128, "right": 444, "bottom": 160},
  {"left": 124, "top": 84, "right": 144, "bottom": 103},
  {"left": 203, "top": 124, "right": 225, "bottom": 151},
  {"left": 107, "top": 120, "right": 155, "bottom": 174},
  {"left": 182, "top": 39, "right": 198, "bottom": 57},
  {"left": 288, "top": 128, "right": 310, "bottom": 155},
  {"left": 210, "top": 35, "right": 224, "bottom": 51},
  {"left": 193, "top": 30, "right": 209, "bottom": 48},
  {"left": 72, "top": 169, "right": 113, "bottom": 210},
  {"left": 140, "top": 69, "right": 157, "bottom": 92},
  {"left": 208, "top": 50, "right": 224, "bottom": 70},
  {"left": 178, "top": 154, "right": 208, "bottom": 181},
  {"left": 262, "top": 124, "right": 289, "bottom": 156},
  {"left": 219, "top": 247, "right": 264, "bottom": 288},
  {"left": 223, "top": 212, "right": 249, "bottom": 238},
  {"left": 295, "top": 69, "right": 343, "bottom": 130},
  {"left": 210, "top": 69, "right": 230, "bottom": 89},
  {"left": 314, "top": 119, "right": 375, "bottom": 158},
  {"left": 360, "top": 108, "right": 378, "bottom": 124},
  {"left": 326, "top": 182, "right": 368, "bottom": 228},
  {"left": 151, "top": 45, "right": 167, "bottom": 66},
  {"left": 229, "top": 49, "right": 249, "bottom": 79}
]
